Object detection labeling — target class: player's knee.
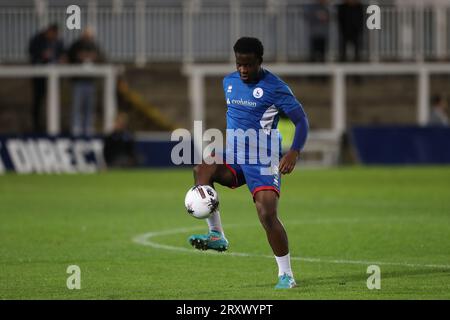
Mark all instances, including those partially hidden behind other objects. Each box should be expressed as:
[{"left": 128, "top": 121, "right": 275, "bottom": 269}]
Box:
[
  {"left": 194, "top": 163, "right": 215, "bottom": 175},
  {"left": 193, "top": 164, "right": 201, "bottom": 176},
  {"left": 193, "top": 162, "right": 218, "bottom": 183},
  {"left": 256, "top": 205, "right": 277, "bottom": 229},
  {"left": 260, "top": 212, "right": 277, "bottom": 230}
]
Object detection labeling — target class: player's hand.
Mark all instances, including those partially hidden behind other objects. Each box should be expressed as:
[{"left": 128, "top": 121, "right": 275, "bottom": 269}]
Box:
[{"left": 279, "top": 149, "right": 300, "bottom": 175}]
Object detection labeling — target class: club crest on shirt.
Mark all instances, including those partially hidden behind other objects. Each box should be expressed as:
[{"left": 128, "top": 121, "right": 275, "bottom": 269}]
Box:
[{"left": 253, "top": 87, "right": 264, "bottom": 99}]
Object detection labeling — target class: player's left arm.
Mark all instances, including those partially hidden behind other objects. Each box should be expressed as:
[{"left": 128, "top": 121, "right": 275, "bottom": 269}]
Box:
[{"left": 276, "top": 84, "right": 309, "bottom": 174}]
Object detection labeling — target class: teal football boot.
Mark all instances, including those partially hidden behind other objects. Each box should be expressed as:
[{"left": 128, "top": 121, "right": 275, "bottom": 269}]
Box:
[
  {"left": 188, "top": 230, "right": 229, "bottom": 252},
  {"left": 275, "top": 273, "right": 297, "bottom": 289}
]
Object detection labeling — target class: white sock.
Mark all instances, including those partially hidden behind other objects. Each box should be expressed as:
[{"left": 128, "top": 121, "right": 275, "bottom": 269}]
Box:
[
  {"left": 275, "top": 253, "right": 293, "bottom": 277},
  {"left": 207, "top": 210, "right": 225, "bottom": 238}
]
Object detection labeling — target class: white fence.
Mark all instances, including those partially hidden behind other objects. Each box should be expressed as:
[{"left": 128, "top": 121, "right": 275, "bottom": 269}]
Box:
[
  {"left": 183, "top": 62, "right": 450, "bottom": 165},
  {"left": 0, "top": 0, "right": 450, "bottom": 64},
  {"left": 0, "top": 64, "right": 119, "bottom": 134},
  {"left": 1, "top": 62, "right": 449, "bottom": 166}
]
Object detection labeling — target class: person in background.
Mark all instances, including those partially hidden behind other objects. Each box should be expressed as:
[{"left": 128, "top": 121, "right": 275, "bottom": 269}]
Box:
[
  {"left": 337, "top": 0, "right": 364, "bottom": 62},
  {"left": 68, "top": 27, "right": 104, "bottom": 136},
  {"left": 28, "top": 23, "right": 65, "bottom": 134},
  {"left": 103, "top": 112, "right": 137, "bottom": 168},
  {"left": 429, "top": 94, "right": 449, "bottom": 127},
  {"left": 308, "top": 0, "right": 330, "bottom": 63}
]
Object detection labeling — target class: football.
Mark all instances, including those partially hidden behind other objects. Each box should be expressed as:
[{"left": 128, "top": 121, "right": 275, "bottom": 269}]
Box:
[{"left": 184, "top": 185, "right": 219, "bottom": 219}]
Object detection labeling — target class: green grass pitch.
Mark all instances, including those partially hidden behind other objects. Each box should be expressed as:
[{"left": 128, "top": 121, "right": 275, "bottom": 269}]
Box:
[{"left": 1, "top": 166, "right": 449, "bottom": 299}]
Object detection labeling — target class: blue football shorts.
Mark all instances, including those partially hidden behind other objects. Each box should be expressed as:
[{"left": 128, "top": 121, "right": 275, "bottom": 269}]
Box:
[{"left": 223, "top": 156, "right": 281, "bottom": 198}]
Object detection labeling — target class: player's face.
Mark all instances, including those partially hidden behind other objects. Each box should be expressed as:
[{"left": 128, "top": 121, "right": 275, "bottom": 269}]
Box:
[{"left": 235, "top": 53, "right": 261, "bottom": 83}]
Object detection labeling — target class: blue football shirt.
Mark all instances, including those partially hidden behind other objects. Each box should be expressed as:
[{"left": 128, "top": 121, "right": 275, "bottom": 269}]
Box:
[{"left": 223, "top": 68, "right": 306, "bottom": 164}]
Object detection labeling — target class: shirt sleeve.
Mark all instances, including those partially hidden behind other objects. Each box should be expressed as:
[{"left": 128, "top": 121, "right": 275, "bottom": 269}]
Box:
[
  {"left": 276, "top": 83, "right": 309, "bottom": 151},
  {"left": 275, "top": 83, "right": 306, "bottom": 116},
  {"left": 222, "top": 77, "right": 229, "bottom": 94},
  {"left": 286, "top": 108, "right": 309, "bottom": 152}
]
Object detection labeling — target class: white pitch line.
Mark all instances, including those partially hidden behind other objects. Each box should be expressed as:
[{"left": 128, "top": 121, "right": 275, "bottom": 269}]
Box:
[{"left": 132, "top": 219, "right": 450, "bottom": 270}]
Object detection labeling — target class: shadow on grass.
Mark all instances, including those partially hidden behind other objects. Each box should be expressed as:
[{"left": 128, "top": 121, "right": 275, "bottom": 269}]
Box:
[
  {"left": 177, "top": 268, "right": 449, "bottom": 298},
  {"left": 298, "top": 267, "right": 449, "bottom": 289}
]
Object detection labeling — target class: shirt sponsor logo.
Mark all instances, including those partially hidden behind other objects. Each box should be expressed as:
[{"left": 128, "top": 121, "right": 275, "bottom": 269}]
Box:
[{"left": 230, "top": 98, "right": 257, "bottom": 107}]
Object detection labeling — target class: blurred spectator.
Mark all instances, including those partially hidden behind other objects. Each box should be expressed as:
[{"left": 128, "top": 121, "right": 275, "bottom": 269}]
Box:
[
  {"left": 103, "top": 112, "right": 137, "bottom": 168},
  {"left": 429, "top": 94, "right": 449, "bottom": 127},
  {"left": 68, "top": 27, "right": 104, "bottom": 136},
  {"left": 308, "top": 0, "right": 330, "bottom": 63},
  {"left": 337, "top": 0, "right": 364, "bottom": 62},
  {"left": 28, "top": 23, "right": 65, "bottom": 134}
]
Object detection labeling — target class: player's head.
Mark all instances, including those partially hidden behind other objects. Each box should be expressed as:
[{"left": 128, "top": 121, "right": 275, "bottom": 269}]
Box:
[
  {"left": 45, "top": 23, "right": 59, "bottom": 41},
  {"left": 431, "top": 94, "right": 448, "bottom": 110},
  {"left": 81, "top": 26, "right": 95, "bottom": 41},
  {"left": 233, "top": 37, "right": 264, "bottom": 83},
  {"left": 114, "top": 112, "right": 129, "bottom": 131}
]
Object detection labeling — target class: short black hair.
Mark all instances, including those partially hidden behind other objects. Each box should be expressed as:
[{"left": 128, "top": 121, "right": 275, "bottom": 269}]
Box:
[
  {"left": 47, "top": 23, "right": 59, "bottom": 32},
  {"left": 431, "top": 94, "right": 445, "bottom": 106},
  {"left": 233, "top": 37, "right": 264, "bottom": 62}
]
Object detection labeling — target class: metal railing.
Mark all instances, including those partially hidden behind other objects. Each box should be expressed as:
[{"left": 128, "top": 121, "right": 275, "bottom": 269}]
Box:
[
  {"left": 0, "top": 0, "right": 449, "bottom": 64},
  {"left": 183, "top": 62, "right": 450, "bottom": 133},
  {"left": 0, "top": 64, "right": 119, "bottom": 135},
  {"left": 183, "top": 62, "right": 450, "bottom": 166}
]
